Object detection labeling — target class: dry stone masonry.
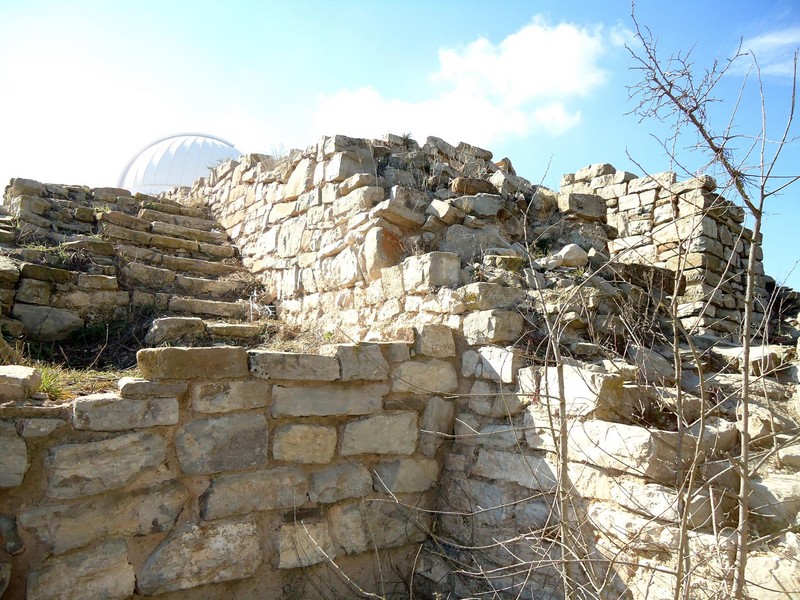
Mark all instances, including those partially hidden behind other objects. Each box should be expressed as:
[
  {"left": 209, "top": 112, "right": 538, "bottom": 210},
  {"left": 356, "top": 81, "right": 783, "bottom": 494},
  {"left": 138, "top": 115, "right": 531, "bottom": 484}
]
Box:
[{"left": 1, "top": 132, "right": 799, "bottom": 599}]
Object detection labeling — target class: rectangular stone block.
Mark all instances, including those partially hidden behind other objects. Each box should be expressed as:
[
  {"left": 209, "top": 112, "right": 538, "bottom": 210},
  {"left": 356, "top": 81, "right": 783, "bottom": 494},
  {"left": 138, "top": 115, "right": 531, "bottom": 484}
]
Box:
[
  {"left": 192, "top": 380, "right": 269, "bottom": 413},
  {"left": 0, "top": 421, "right": 28, "bottom": 487},
  {"left": 336, "top": 343, "right": 390, "bottom": 381},
  {"left": 27, "top": 540, "right": 135, "bottom": 600},
  {"left": 328, "top": 503, "right": 369, "bottom": 555},
  {"left": 364, "top": 498, "right": 431, "bottom": 549},
  {"left": 200, "top": 467, "right": 307, "bottom": 520},
  {"left": 72, "top": 393, "right": 178, "bottom": 431},
  {"left": 272, "top": 424, "right": 336, "bottom": 463},
  {"left": 392, "top": 359, "right": 458, "bottom": 394},
  {"left": 462, "top": 310, "right": 524, "bottom": 345},
  {"left": 249, "top": 350, "right": 340, "bottom": 380},
  {"left": 138, "top": 519, "right": 262, "bottom": 594},
  {"left": 272, "top": 383, "right": 387, "bottom": 417},
  {"left": 278, "top": 521, "right": 336, "bottom": 568},
  {"left": 175, "top": 413, "right": 268, "bottom": 475},
  {"left": 419, "top": 397, "right": 455, "bottom": 457},
  {"left": 45, "top": 432, "right": 167, "bottom": 499},
  {"left": 557, "top": 193, "right": 606, "bottom": 221},
  {"left": 402, "top": 252, "right": 461, "bottom": 291},
  {"left": 117, "top": 377, "right": 187, "bottom": 399},
  {"left": 137, "top": 346, "right": 249, "bottom": 380},
  {"left": 308, "top": 463, "right": 373, "bottom": 503},
  {"left": 19, "top": 481, "right": 189, "bottom": 554},
  {"left": 471, "top": 449, "right": 557, "bottom": 491},
  {"left": 373, "top": 458, "right": 439, "bottom": 493},
  {"left": 340, "top": 412, "right": 418, "bottom": 455}
]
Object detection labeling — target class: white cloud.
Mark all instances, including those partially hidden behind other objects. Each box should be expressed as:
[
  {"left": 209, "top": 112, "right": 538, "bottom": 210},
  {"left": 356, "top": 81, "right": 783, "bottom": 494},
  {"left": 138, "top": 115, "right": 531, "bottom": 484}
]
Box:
[
  {"left": 740, "top": 27, "right": 800, "bottom": 77},
  {"left": 312, "top": 16, "right": 620, "bottom": 147}
]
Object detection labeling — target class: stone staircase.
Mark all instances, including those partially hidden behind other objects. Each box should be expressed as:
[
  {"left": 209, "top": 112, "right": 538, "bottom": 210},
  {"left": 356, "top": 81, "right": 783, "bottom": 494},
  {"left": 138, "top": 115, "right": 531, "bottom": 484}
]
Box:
[{"left": 0, "top": 180, "right": 271, "bottom": 349}]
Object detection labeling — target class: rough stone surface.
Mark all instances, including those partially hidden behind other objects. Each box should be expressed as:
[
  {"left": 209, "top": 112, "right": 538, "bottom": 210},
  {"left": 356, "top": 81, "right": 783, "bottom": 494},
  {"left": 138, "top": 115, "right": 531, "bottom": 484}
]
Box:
[
  {"left": 19, "top": 481, "right": 188, "bottom": 553},
  {"left": 278, "top": 521, "right": 336, "bottom": 568},
  {"left": 0, "top": 421, "right": 28, "bottom": 487},
  {"left": 341, "top": 412, "right": 419, "bottom": 455},
  {"left": 200, "top": 466, "right": 307, "bottom": 519},
  {"left": 138, "top": 519, "right": 262, "bottom": 595},
  {"left": 364, "top": 226, "right": 405, "bottom": 280},
  {"left": 138, "top": 346, "right": 249, "bottom": 380},
  {"left": 328, "top": 503, "right": 369, "bottom": 555},
  {"left": 272, "top": 383, "right": 387, "bottom": 416},
  {"left": 175, "top": 413, "right": 268, "bottom": 475},
  {"left": 557, "top": 192, "right": 606, "bottom": 220},
  {"left": 117, "top": 377, "right": 187, "bottom": 399},
  {"left": 745, "top": 554, "right": 800, "bottom": 600},
  {"left": 11, "top": 304, "right": 84, "bottom": 341},
  {"left": 402, "top": 252, "right": 461, "bottom": 291},
  {"left": 72, "top": 392, "right": 178, "bottom": 430},
  {"left": 0, "top": 365, "right": 41, "bottom": 400},
  {"left": 392, "top": 359, "right": 458, "bottom": 394},
  {"left": 460, "top": 282, "right": 526, "bottom": 311},
  {"left": 364, "top": 499, "right": 431, "bottom": 549},
  {"left": 272, "top": 423, "right": 336, "bottom": 463},
  {"left": 26, "top": 540, "right": 135, "bottom": 600},
  {"left": 471, "top": 449, "right": 557, "bottom": 490},
  {"left": 308, "top": 463, "right": 373, "bottom": 503},
  {"left": 191, "top": 380, "right": 269, "bottom": 413},
  {"left": 555, "top": 243, "right": 589, "bottom": 267},
  {"left": 416, "top": 324, "right": 456, "bottom": 358},
  {"left": 17, "top": 418, "right": 66, "bottom": 438},
  {"left": 462, "top": 310, "right": 524, "bottom": 345},
  {"left": 337, "top": 343, "right": 390, "bottom": 381},
  {"left": 144, "top": 316, "right": 205, "bottom": 346},
  {"left": 373, "top": 457, "right": 439, "bottom": 493},
  {"left": 45, "top": 432, "right": 166, "bottom": 499},
  {"left": 249, "top": 350, "right": 340, "bottom": 380},
  {"left": 419, "top": 396, "right": 456, "bottom": 457}
]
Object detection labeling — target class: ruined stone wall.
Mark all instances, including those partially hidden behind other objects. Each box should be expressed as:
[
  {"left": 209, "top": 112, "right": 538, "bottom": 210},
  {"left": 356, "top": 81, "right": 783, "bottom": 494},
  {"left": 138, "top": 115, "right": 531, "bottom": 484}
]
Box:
[
  {"left": 0, "top": 342, "right": 457, "bottom": 599},
  {"left": 170, "top": 133, "right": 767, "bottom": 342}
]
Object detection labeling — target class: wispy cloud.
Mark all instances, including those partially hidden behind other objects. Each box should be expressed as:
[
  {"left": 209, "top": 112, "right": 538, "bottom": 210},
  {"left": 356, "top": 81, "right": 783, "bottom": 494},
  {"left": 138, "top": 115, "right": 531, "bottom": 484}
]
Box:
[
  {"left": 740, "top": 27, "right": 800, "bottom": 77},
  {"left": 312, "top": 17, "right": 625, "bottom": 147}
]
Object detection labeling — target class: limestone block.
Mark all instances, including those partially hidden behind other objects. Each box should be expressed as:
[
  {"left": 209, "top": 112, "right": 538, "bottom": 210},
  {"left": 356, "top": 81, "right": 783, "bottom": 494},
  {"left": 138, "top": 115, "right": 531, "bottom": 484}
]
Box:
[
  {"left": 477, "top": 346, "right": 524, "bottom": 384},
  {"left": 452, "top": 193, "right": 504, "bottom": 217},
  {"left": 137, "top": 346, "right": 249, "bottom": 380},
  {"left": 200, "top": 466, "right": 307, "bottom": 519},
  {"left": 138, "top": 519, "right": 262, "bottom": 594},
  {"left": 10, "top": 177, "right": 44, "bottom": 197},
  {"left": 278, "top": 521, "right": 336, "bottom": 569},
  {"left": 27, "top": 539, "right": 134, "bottom": 600},
  {"left": 392, "top": 358, "right": 458, "bottom": 394},
  {"left": 588, "top": 502, "right": 680, "bottom": 552},
  {"left": 0, "top": 421, "right": 28, "bottom": 487},
  {"left": 520, "top": 363, "right": 625, "bottom": 418},
  {"left": 328, "top": 503, "right": 369, "bottom": 555},
  {"left": 72, "top": 393, "right": 178, "bottom": 431},
  {"left": 337, "top": 343, "right": 390, "bottom": 380},
  {"left": 555, "top": 243, "right": 589, "bottom": 267},
  {"left": 308, "top": 463, "right": 373, "bottom": 503},
  {"left": 426, "top": 199, "right": 465, "bottom": 224},
  {"left": 341, "top": 412, "right": 419, "bottom": 455},
  {"left": 416, "top": 323, "right": 456, "bottom": 358},
  {"left": 0, "top": 365, "right": 41, "bottom": 401},
  {"left": 19, "top": 263, "right": 72, "bottom": 284},
  {"left": 381, "top": 263, "right": 405, "bottom": 299},
  {"left": 15, "top": 278, "right": 51, "bottom": 305},
  {"left": 364, "top": 499, "right": 431, "bottom": 548},
  {"left": 373, "top": 457, "right": 439, "bottom": 493},
  {"left": 0, "top": 256, "right": 20, "bottom": 285},
  {"left": 324, "top": 151, "right": 370, "bottom": 182},
  {"left": 363, "top": 226, "right": 405, "bottom": 280},
  {"left": 471, "top": 449, "right": 557, "bottom": 491},
  {"left": 19, "top": 481, "right": 189, "bottom": 554},
  {"left": 557, "top": 193, "right": 606, "bottom": 221},
  {"left": 17, "top": 418, "right": 66, "bottom": 438},
  {"left": 175, "top": 413, "right": 268, "bottom": 475},
  {"left": 273, "top": 423, "right": 336, "bottom": 463},
  {"left": 333, "top": 185, "right": 384, "bottom": 219},
  {"left": 462, "top": 310, "right": 524, "bottom": 345},
  {"left": 460, "top": 282, "right": 526, "bottom": 311},
  {"left": 449, "top": 177, "right": 497, "bottom": 196},
  {"left": 745, "top": 554, "right": 800, "bottom": 600},
  {"left": 419, "top": 396, "right": 455, "bottom": 456},
  {"left": 118, "top": 377, "right": 187, "bottom": 399},
  {"left": 272, "top": 383, "right": 387, "bottom": 417},
  {"left": 339, "top": 172, "right": 377, "bottom": 196},
  {"left": 12, "top": 304, "right": 83, "bottom": 341},
  {"left": 627, "top": 171, "right": 676, "bottom": 193},
  {"left": 402, "top": 252, "right": 461, "bottom": 291},
  {"left": 522, "top": 407, "right": 557, "bottom": 452},
  {"left": 143, "top": 316, "right": 205, "bottom": 346},
  {"left": 370, "top": 199, "right": 426, "bottom": 229},
  {"left": 749, "top": 473, "right": 800, "bottom": 533},
  {"left": 284, "top": 157, "right": 315, "bottom": 200},
  {"left": 192, "top": 380, "right": 269, "bottom": 413},
  {"left": 46, "top": 432, "right": 166, "bottom": 499},
  {"left": 628, "top": 345, "right": 675, "bottom": 384},
  {"left": 574, "top": 163, "right": 614, "bottom": 182},
  {"left": 315, "top": 246, "right": 361, "bottom": 290}
]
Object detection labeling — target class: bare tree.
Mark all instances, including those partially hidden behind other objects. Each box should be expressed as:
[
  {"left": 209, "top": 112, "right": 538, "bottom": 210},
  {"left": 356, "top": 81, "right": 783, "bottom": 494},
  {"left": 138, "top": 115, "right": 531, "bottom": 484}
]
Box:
[{"left": 626, "top": 4, "right": 800, "bottom": 598}]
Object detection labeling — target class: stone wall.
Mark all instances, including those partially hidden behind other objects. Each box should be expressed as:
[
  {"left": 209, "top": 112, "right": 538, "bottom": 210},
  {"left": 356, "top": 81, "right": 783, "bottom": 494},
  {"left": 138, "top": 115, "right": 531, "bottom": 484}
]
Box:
[
  {"left": 0, "top": 342, "right": 457, "bottom": 599},
  {"left": 168, "top": 133, "right": 768, "bottom": 342}
]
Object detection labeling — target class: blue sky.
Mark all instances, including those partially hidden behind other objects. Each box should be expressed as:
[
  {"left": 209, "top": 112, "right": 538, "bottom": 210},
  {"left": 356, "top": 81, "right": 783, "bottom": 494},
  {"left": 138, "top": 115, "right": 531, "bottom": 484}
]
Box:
[{"left": 1, "top": 0, "right": 799, "bottom": 287}]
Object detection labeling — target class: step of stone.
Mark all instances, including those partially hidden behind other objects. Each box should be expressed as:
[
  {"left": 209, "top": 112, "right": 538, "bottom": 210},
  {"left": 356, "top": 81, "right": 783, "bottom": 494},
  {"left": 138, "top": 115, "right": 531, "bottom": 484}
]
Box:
[
  {"left": 206, "top": 322, "right": 263, "bottom": 340},
  {"left": 101, "top": 222, "right": 235, "bottom": 261},
  {"left": 139, "top": 201, "right": 208, "bottom": 220},
  {"left": 119, "top": 245, "right": 245, "bottom": 278},
  {"left": 137, "top": 208, "right": 219, "bottom": 233},
  {"left": 168, "top": 296, "right": 250, "bottom": 319},
  {"left": 174, "top": 274, "right": 253, "bottom": 299},
  {"left": 150, "top": 221, "right": 228, "bottom": 245}
]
